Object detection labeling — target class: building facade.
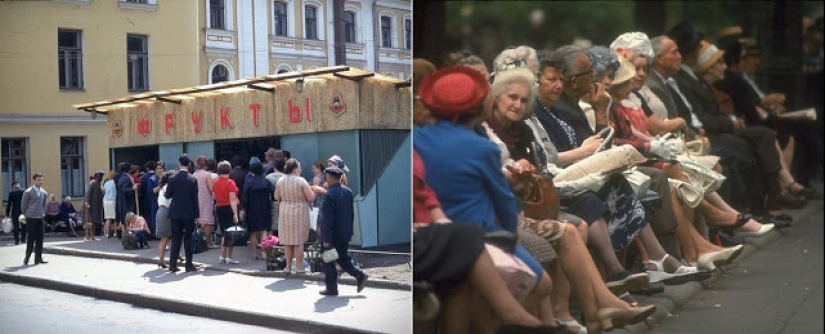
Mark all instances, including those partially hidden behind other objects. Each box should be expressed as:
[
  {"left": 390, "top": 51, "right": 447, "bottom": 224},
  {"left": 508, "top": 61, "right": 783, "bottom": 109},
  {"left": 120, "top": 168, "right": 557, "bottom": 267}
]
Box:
[
  {"left": 201, "top": 0, "right": 412, "bottom": 85},
  {"left": 0, "top": 0, "right": 200, "bottom": 204}
]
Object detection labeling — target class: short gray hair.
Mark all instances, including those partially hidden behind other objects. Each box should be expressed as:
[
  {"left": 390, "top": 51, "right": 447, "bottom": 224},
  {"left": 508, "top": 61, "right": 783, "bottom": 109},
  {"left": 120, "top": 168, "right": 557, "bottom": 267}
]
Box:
[
  {"left": 650, "top": 36, "right": 668, "bottom": 59},
  {"left": 555, "top": 45, "right": 587, "bottom": 79},
  {"left": 490, "top": 67, "right": 537, "bottom": 119}
]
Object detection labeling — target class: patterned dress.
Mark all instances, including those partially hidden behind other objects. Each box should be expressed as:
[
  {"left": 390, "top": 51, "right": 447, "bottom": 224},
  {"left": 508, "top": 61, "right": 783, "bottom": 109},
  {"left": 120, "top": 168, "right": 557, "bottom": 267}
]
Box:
[
  {"left": 276, "top": 174, "right": 311, "bottom": 245},
  {"left": 193, "top": 169, "right": 215, "bottom": 225}
]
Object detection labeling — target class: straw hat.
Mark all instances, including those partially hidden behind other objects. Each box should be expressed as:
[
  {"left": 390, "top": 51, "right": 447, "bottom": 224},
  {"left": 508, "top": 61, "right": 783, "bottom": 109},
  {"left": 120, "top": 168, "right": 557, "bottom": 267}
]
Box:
[
  {"left": 695, "top": 40, "right": 725, "bottom": 74},
  {"left": 717, "top": 26, "right": 745, "bottom": 51},
  {"left": 667, "top": 21, "right": 705, "bottom": 56},
  {"left": 612, "top": 57, "right": 636, "bottom": 85}
]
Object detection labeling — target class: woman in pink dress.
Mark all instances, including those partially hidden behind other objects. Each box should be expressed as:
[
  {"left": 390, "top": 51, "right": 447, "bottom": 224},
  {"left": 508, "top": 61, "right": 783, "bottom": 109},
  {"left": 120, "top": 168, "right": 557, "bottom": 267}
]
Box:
[
  {"left": 193, "top": 155, "right": 217, "bottom": 249},
  {"left": 274, "top": 158, "right": 316, "bottom": 274}
]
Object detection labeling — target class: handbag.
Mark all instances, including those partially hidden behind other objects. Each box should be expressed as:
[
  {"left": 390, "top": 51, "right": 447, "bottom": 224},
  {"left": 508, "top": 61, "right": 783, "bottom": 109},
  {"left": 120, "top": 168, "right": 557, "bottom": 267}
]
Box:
[
  {"left": 322, "top": 246, "right": 339, "bottom": 263},
  {"left": 522, "top": 174, "right": 560, "bottom": 221},
  {"left": 2, "top": 217, "right": 12, "bottom": 233},
  {"left": 121, "top": 231, "right": 138, "bottom": 250},
  {"left": 223, "top": 225, "right": 248, "bottom": 247},
  {"left": 484, "top": 229, "right": 518, "bottom": 254},
  {"left": 674, "top": 156, "right": 726, "bottom": 194},
  {"left": 622, "top": 167, "right": 652, "bottom": 197},
  {"left": 484, "top": 243, "right": 537, "bottom": 302},
  {"left": 669, "top": 179, "right": 703, "bottom": 208},
  {"left": 191, "top": 227, "right": 208, "bottom": 254}
]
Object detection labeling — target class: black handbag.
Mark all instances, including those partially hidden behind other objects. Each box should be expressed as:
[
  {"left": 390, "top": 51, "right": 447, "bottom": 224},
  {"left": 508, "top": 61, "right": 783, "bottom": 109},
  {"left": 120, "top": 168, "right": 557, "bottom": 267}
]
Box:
[
  {"left": 223, "top": 225, "right": 248, "bottom": 247},
  {"left": 484, "top": 229, "right": 518, "bottom": 254},
  {"left": 191, "top": 227, "right": 207, "bottom": 254}
]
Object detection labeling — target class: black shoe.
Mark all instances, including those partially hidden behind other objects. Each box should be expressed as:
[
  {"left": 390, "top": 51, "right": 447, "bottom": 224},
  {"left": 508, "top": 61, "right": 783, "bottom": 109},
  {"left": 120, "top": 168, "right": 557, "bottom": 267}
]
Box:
[
  {"left": 715, "top": 230, "right": 743, "bottom": 247},
  {"left": 35, "top": 259, "right": 48, "bottom": 265},
  {"left": 319, "top": 289, "right": 339, "bottom": 296},
  {"left": 169, "top": 267, "right": 180, "bottom": 273},
  {"left": 357, "top": 274, "right": 369, "bottom": 293},
  {"left": 184, "top": 265, "right": 200, "bottom": 272},
  {"left": 23, "top": 257, "right": 29, "bottom": 266},
  {"left": 631, "top": 281, "right": 666, "bottom": 295}
]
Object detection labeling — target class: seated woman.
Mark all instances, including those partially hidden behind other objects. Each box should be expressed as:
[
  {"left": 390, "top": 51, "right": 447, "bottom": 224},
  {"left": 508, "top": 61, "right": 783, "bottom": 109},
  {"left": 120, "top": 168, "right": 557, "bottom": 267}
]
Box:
[
  {"left": 59, "top": 196, "right": 79, "bottom": 237},
  {"left": 124, "top": 212, "right": 152, "bottom": 249},
  {"left": 45, "top": 194, "right": 61, "bottom": 233}
]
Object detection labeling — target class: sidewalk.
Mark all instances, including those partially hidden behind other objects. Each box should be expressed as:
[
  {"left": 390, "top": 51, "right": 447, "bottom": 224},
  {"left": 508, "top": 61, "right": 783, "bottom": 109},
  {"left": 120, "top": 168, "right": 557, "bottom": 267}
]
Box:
[
  {"left": 0, "top": 234, "right": 411, "bottom": 333},
  {"left": 610, "top": 180, "right": 824, "bottom": 333}
]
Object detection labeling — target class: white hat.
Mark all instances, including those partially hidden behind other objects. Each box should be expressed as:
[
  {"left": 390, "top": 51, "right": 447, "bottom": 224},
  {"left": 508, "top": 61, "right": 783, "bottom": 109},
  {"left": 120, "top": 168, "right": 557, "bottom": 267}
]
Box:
[{"left": 611, "top": 32, "right": 654, "bottom": 60}]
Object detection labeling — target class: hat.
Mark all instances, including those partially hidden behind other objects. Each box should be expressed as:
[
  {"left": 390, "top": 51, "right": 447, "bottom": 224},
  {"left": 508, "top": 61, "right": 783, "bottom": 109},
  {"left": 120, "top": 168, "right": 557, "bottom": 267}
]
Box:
[
  {"left": 249, "top": 161, "right": 264, "bottom": 175},
  {"left": 324, "top": 167, "right": 344, "bottom": 177},
  {"left": 612, "top": 57, "right": 636, "bottom": 85},
  {"left": 64, "top": 196, "right": 72, "bottom": 201},
  {"left": 667, "top": 21, "right": 705, "bottom": 56},
  {"left": 610, "top": 32, "right": 654, "bottom": 60},
  {"left": 717, "top": 26, "right": 744, "bottom": 51},
  {"left": 328, "top": 155, "right": 350, "bottom": 172},
  {"left": 418, "top": 66, "right": 490, "bottom": 121},
  {"left": 695, "top": 40, "right": 725, "bottom": 74},
  {"left": 740, "top": 37, "right": 760, "bottom": 56},
  {"left": 95, "top": 170, "right": 105, "bottom": 175}
]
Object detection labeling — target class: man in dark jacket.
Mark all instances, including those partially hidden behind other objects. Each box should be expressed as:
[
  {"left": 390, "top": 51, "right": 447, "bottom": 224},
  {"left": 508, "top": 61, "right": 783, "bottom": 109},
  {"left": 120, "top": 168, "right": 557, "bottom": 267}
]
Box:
[
  {"left": 317, "top": 167, "right": 367, "bottom": 296},
  {"left": 5, "top": 181, "right": 25, "bottom": 244},
  {"left": 165, "top": 154, "right": 200, "bottom": 273},
  {"left": 115, "top": 162, "right": 137, "bottom": 237}
]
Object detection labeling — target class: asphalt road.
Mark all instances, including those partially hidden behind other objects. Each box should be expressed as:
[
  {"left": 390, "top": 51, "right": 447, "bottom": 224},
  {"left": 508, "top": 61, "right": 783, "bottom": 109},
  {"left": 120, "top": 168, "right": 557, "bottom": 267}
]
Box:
[
  {"left": 0, "top": 282, "right": 295, "bottom": 334},
  {"left": 650, "top": 204, "right": 825, "bottom": 333}
]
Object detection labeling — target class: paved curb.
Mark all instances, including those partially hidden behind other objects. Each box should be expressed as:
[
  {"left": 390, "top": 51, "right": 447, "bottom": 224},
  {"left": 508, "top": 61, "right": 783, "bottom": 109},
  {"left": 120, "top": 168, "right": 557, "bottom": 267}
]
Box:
[
  {"left": 40, "top": 246, "right": 411, "bottom": 291},
  {"left": 0, "top": 270, "right": 379, "bottom": 334}
]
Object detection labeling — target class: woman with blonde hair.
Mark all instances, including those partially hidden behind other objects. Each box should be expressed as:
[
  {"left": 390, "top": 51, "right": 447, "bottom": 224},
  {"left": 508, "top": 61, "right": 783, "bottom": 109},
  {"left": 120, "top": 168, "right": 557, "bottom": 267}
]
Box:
[{"left": 275, "top": 158, "right": 316, "bottom": 274}]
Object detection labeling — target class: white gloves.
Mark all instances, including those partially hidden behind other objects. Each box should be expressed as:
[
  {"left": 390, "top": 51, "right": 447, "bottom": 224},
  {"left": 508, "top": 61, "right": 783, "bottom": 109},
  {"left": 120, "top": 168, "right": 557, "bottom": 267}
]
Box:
[
  {"left": 649, "top": 133, "right": 685, "bottom": 159},
  {"left": 555, "top": 170, "right": 609, "bottom": 195}
]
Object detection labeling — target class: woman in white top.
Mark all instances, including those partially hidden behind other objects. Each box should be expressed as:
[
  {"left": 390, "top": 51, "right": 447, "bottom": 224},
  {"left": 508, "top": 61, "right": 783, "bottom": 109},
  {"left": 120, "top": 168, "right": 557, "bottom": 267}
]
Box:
[
  {"left": 102, "top": 170, "right": 118, "bottom": 238},
  {"left": 155, "top": 171, "right": 174, "bottom": 268}
]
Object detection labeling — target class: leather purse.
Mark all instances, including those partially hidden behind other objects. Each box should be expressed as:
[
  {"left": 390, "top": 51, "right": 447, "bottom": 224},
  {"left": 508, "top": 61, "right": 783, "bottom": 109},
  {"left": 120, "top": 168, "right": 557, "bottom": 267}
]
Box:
[
  {"left": 522, "top": 174, "right": 560, "bottom": 221},
  {"left": 484, "top": 229, "right": 518, "bottom": 254}
]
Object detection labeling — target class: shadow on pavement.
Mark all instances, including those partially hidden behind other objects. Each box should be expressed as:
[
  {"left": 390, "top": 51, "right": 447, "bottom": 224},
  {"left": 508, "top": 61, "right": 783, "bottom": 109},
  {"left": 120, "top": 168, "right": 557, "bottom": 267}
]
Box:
[
  {"left": 266, "top": 277, "right": 310, "bottom": 292},
  {"left": 313, "top": 295, "right": 367, "bottom": 313}
]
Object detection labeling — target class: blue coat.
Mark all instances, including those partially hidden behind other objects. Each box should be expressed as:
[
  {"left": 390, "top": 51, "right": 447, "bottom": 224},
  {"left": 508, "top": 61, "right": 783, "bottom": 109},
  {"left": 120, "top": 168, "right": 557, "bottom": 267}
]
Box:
[{"left": 319, "top": 182, "right": 354, "bottom": 244}]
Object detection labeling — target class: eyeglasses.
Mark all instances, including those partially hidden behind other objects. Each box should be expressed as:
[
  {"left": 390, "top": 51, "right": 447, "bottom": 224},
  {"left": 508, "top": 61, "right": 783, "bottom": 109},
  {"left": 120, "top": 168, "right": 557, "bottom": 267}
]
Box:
[{"left": 570, "top": 67, "right": 595, "bottom": 80}]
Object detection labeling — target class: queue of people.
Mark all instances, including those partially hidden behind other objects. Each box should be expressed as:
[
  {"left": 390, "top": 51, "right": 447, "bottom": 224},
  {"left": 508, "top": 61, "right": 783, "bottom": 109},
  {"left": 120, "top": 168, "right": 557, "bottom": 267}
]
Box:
[{"left": 413, "top": 20, "right": 822, "bottom": 334}]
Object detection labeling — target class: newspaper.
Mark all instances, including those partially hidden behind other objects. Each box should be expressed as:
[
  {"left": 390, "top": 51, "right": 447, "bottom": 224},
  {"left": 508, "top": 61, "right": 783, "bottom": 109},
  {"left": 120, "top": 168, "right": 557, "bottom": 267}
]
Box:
[{"left": 777, "top": 107, "right": 816, "bottom": 121}]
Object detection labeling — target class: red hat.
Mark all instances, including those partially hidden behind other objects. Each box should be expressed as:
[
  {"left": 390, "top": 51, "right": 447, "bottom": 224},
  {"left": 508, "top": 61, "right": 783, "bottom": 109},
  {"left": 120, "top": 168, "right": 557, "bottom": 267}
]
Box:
[{"left": 418, "top": 66, "right": 490, "bottom": 121}]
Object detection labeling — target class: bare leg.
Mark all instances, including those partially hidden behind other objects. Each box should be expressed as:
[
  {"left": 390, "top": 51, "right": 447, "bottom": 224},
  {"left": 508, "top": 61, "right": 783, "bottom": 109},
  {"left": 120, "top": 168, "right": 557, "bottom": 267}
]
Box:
[
  {"left": 157, "top": 237, "right": 170, "bottom": 266},
  {"left": 296, "top": 244, "right": 305, "bottom": 271},
  {"left": 637, "top": 226, "right": 682, "bottom": 272},
  {"left": 203, "top": 224, "right": 215, "bottom": 247},
  {"left": 700, "top": 192, "right": 763, "bottom": 232},
  {"left": 777, "top": 139, "right": 801, "bottom": 191},
  {"left": 550, "top": 264, "right": 580, "bottom": 329}
]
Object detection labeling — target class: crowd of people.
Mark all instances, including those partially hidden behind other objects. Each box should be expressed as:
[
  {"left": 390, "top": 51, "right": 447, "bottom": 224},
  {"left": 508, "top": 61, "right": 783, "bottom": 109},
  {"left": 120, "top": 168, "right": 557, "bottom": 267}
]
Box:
[
  {"left": 5, "top": 146, "right": 369, "bottom": 295},
  {"left": 413, "top": 20, "right": 823, "bottom": 334}
]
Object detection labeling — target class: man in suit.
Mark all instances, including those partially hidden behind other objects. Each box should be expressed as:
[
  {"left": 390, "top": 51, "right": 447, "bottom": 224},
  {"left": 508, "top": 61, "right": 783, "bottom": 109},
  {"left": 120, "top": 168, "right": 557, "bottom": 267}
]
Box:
[
  {"left": 115, "top": 162, "right": 137, "bottom": 238},
  {"left": 552, "top": 44, "right": 612, "bottom": 146},
  {"left": 165, "top": 154, "right": 200, "bottom": 273},
  {"left": 21, "top": 174, "right": 48, "bottom": 265},
  {"left": 6, "top": 181, "right": 25, "bottom": 245},
  {"left": 316, "top": 167, "right": 367, "bottom": 296}
]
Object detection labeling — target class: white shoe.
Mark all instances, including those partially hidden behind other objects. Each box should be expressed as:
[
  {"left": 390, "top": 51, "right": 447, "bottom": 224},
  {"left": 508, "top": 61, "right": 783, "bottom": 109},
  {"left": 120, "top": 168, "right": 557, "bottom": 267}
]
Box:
[
  {"left": 225, "top": 258, "right": 239, "bottom": 264},
  {"left": 218, "top": 256, "right": 226, "bottom": 264}
]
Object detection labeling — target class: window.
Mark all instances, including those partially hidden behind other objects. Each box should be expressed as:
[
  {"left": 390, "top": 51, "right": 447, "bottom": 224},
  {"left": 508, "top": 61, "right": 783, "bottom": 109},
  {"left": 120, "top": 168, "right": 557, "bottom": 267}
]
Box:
[
  {"left": 58, "top": 29, "right": 84, "bottom": 89},
  {"left": 305, "top": 6, "right": 318, "bottom": 40},
  {"left": 273, "top": 2, "right": 287, "bottom": 36},
  {"left": 2, "top": 139, "right": 27, "bottom": 202},
  {"left": 210, "top": 0, "right": 225, "bottom": 30},
  {"left": 212, "top": 64, "right": 229, "bottom": 83},
  {"left": 344, "top": 11, "right": 355, "bottom": 43},
  {"left": 404, "top": 19, "right": 411, "bottom": 50},
  {"left": 60, "top": 137, "right": 86, "bottom": 198},
  {"left": 125, "top": 0, "right": 148, "bottom": 3},
  {"left": 127, "top": 34, "right": 149, "bottom": 91},
  {"left": 380, "top": 16, "right": 392, "bottom": 48}
]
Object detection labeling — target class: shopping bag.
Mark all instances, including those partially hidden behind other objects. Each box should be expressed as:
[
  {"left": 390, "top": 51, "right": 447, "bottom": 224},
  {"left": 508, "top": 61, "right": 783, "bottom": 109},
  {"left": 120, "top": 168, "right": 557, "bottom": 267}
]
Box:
[
  {"left": 191, "top": 228, "right": 208, "bottom": 254},
  {"left": 223, "top": 225, "right": 248, "bottom": 247}
]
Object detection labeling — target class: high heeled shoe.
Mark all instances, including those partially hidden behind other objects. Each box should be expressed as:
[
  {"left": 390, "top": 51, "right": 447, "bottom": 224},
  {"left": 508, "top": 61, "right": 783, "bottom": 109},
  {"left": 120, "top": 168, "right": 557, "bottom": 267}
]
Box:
[
  {"left": 734, "top": 223, "right": 774, "bottom": 238},
  {"left": 557, "top": 319, "right": 587, "bottom": 334},
  {"left": 595, "top": 304, "right": 656, "bottom": 331},
  {"left": 696, "top": 244, "right": 744, "bottom": 271},
  {"left": 157, "top": 260, "right": 167, "bottom": 269}
]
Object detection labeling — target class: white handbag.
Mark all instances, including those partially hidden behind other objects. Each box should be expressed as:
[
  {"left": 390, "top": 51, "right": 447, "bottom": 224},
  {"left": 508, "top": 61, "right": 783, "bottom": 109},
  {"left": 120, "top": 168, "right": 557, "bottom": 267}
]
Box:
[
  {"left": 668, "top": 179, "right": 704, "bottom": 208},
  {"left": 2, "top": 217, "right": 12, "bottom": 233},
  {"left": 622, "top": 167, "right": 652, "bottom": 197},
  {"left": 675, "top": 156, "right": 726, "bottom": 194},
  {"left": 19, "top": 214, "right": 26, "bottom": 225},
  {"left": 322, "top": 247, "right": 339, "bottom": 263}
]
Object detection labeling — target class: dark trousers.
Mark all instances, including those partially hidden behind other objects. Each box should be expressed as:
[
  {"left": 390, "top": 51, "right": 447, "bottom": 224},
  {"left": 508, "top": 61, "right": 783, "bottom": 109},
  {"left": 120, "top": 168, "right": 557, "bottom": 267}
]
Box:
[
  {"left": 12, "top": 215, "right": 26, "bottom": 244},
  {"left": 135, "top": 230, "right": 149, "bottom": 248},
  {"left": 323, "top": 240, "right": 365, "bottom": 292},
  {"left": 24, "top": 217, "right": 44, "bottom": 262},
  {"left": 170, "top": 218, "right": 195, "bottom": 269}
]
